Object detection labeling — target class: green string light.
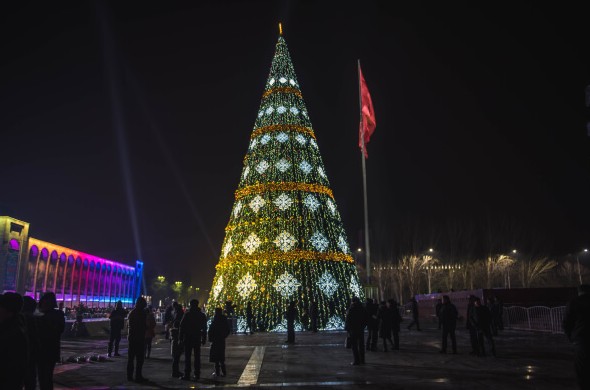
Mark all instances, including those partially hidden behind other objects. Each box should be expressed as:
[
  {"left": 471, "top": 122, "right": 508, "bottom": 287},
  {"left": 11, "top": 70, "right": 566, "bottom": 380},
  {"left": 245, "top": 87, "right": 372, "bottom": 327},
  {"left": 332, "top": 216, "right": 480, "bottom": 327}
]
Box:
[{"left": 207, "top": 35, "right": 364, "bottom": 331}]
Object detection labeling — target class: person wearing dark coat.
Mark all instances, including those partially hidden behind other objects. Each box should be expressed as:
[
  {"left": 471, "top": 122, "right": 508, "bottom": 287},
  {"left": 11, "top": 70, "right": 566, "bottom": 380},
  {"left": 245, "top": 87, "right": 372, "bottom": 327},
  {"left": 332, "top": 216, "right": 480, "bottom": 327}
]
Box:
[
  {"left": 563, "top": 284, "right": 590, "bottom": 389},
  {"left": 388, "top": 299, "right": 402, "bottom": 350},
  {"left": 365, "top": 298, "right": 379, "bottom": 351},
  {"left": 466, "top": 295, "right": 480, "bottom": 355},
  {"left": 22, "top": 296, "right": 39, "bottom": 390},
  {"left": 163, "top": 303, "right": 174, "bottom": 340},
  {"left": 180, "top": 299, "right": 208, "bottom": 381},
  {"left": 170, "top": 302, "right": 185, "bottom": 378},
  {"left": 473, "top": 297, "right": 496, "bottom": 357},
  {"left": 245, "top": 301, "right": 255, "bottom": 335},
  {"left": 108, "top": 300, "right": 127, "bottom": 357},
  {"left": 435, "top": 299, "right": 443, "bottom": 330},
  {"left": 127, "top": 297, "right": 148, "bottom": 382},
  {"left": 377, "top": 301, "right": 394, "bottom": 351},
  {"left": 37, "top": 292, "right": 65, "bottom": 390},
  {"left": 490, "top": 296, "right": 503, "bottom": 336},
  {"left": 439, "top": 295, "right": 458, "bottom": 354},
  {"left": 407, "top": 296, "right": 421, "bottom": 331},
  {"left": 0, "top": 292, "right": 27, "bottom": 390},
  {"left": 209, "top": 307, "right": 231, "bottom": 377},
  {"left": 309, "top": 300, "right": 319, "bottom": 333},
  {"left": 285, "top": 300, "right": 298, "bottom": 343},
  {"left": 345, "top": 297, "right": 368, "bottom": 365}
]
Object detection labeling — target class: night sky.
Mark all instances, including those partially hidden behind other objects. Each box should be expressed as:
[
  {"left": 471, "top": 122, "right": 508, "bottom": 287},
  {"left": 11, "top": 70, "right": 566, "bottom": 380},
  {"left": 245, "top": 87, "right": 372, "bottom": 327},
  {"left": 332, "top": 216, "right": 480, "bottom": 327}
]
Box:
[{"left": 2, "top": 2, "right": 589, "bottom": 289}]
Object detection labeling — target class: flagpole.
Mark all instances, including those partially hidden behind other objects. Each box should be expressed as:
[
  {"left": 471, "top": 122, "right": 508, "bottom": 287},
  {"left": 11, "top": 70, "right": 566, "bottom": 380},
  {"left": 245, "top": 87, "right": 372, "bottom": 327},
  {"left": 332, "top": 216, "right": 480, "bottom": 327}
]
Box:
[{"left": 358, "top": 59, "right": 371, "bottom": 286}]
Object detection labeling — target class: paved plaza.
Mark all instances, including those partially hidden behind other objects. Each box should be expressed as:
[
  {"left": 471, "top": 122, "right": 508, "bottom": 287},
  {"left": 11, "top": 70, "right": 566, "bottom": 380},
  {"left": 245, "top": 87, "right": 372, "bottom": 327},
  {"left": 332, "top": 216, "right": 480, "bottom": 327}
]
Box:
[{"left": 54, "top": 326, "right": 577, "bottom": 389}]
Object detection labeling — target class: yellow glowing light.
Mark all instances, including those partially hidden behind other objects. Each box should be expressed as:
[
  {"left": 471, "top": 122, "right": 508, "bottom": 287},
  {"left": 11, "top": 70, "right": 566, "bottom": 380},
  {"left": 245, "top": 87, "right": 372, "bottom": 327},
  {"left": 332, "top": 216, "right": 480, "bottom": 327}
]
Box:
[
  {"left": 250, "top": 124, "right": 316, "bottom": 140},
  {"left": 216, "top": 250, "right": 354, "bottom": 270},
  {"left": 262, "top": 86, "right": 302, "bottom": 99},
  {"left": 235, "top": 182, "right": 333, "bottom": 201},
  {"left": 279, "top": 22, "right": 283, "bottom": 35}
]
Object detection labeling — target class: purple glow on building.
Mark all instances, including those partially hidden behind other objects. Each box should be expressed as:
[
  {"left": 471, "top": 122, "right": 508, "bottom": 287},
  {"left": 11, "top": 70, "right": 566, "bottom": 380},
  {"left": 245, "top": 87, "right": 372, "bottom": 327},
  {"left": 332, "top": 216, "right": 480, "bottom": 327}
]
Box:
[{"left": 9, "top": 239, "right": 20, "bottom": 251}]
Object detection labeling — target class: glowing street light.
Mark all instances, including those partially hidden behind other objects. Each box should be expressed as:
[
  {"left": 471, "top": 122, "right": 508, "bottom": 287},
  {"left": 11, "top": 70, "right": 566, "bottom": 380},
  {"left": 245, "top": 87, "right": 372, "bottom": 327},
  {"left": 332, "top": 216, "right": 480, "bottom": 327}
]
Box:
[
  {"left": 429, "top": 248, "right": 434, "bottom": 253},
  {"left": 512, "top": 249, "right": 517, "bottom": 254},
  {"left": 576, "top": 249, "right": 589, "bottom": 285},
  {"left": 357, "top": 248, "right": 362, "bottom": 252}
]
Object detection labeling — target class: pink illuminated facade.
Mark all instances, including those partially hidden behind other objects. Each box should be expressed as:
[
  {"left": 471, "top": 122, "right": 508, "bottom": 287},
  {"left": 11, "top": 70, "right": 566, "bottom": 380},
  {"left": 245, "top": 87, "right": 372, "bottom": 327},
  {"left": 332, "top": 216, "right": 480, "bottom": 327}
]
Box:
[{"left": 0, "top": 216, "right": 143, "bottom": 307}]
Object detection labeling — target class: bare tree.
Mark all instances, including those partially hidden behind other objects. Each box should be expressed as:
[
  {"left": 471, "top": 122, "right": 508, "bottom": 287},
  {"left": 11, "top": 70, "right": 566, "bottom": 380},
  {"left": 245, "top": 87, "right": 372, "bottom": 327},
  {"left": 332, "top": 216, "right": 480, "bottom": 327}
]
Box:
[
  {"left": 558, "top": 261, "right": 578, "bottom": 286},
  {"left": 399, "top": 255, "right": 422, "bottom": 298},
  {"left": 519, "top": 257, "right": 558, "bottom": 288},
  {"left": 421, "top": 255, "right": 441, "bottom": 294}
]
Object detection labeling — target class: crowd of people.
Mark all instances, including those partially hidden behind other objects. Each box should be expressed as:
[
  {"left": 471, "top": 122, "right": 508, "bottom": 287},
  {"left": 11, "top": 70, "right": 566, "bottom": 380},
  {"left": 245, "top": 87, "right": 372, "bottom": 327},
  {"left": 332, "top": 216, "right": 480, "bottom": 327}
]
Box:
[
  {"left": 127, "top": 297, "right": 229, "bottom": 382},
  {"left": 2, "top": 287, "right": 587, "bottom": 389},
  {"left": 0, "top": 291, "right": 65, "bottom": 390},
  {"left": 344, "top": 295, "right": 503, "bottom": 365}
]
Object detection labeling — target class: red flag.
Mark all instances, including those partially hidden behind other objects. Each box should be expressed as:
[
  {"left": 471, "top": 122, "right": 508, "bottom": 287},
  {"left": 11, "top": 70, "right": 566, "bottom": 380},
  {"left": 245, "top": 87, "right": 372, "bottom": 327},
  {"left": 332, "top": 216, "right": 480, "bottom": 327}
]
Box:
[{"left": 358, "top": 64, "right": 376, "bottom": 158}]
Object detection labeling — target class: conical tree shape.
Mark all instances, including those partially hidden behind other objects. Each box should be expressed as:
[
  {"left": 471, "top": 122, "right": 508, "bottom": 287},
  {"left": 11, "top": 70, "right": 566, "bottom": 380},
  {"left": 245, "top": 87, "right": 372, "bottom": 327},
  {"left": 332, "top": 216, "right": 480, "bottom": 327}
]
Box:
[{"left": 207, "top": 33, "right": 364, "bottom": 331}]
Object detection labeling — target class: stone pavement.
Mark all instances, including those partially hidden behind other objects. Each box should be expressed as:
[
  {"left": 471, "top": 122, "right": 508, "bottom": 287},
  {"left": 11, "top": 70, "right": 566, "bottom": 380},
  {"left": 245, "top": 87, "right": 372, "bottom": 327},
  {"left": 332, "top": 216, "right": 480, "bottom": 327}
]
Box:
[{"left": 53, "top": 327, "right": 578, "bottom": 389}]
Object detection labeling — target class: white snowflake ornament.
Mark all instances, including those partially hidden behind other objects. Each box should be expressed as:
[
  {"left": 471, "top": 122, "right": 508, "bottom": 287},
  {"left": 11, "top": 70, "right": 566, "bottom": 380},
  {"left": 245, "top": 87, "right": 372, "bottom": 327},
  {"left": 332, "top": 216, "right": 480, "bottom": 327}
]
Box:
[
  {"left": 326, "top": 199, "right": 336, "bottom": 215},
  {"left": 350, "top": 275, "right": 362, "bottom": 298},
  {"left": 303, "top": 194, "right": 320, "bottom": 211},
  {"left": 276, "top": 158, "right": 291, "bottom": 172},
  {"left": 295, "top": 134, "right": 306, "bottom": 145},
  {"left": 242, "top": 233, "right": 261, "bottom": 255},
  {"left": 337, "top": 235, "right": 349, "bottom": 254},
  {"left": 249, "top": 195, "right": 266, "bottom": 213},
  {"left": 223, "top": 238, "right": 233, "bottom": 258},
  {"left": 213, "top": 276, "right": 223, "bottom": 300},
  {"left": 256, "top": 160, "right": 270, "bottom": 174},
  {"left": 236, "top": 272, "right": 257, "bottom": 299},
  {"left": 276, "top": 132, "right": 289, "bottom": 143},
  {"left": 274, "top": 231, "right": 297, "bottom": 252},
  {"left": 317, "top": 272, "right": 338, "bottom": 297},
  {"left": 273, "top": 271, "right": 301, "bottom": 298},
  {"left": 299, "top": 161, "right": 312, "bottom": 174},
  {"left": 233, "top": 201, "right": 243, "bottom": 218},
  {"left": 273, "top": 193, "right": 293, "bottom": 211},
  {"left": 309, "top": 231, "right": 329, "bottom": 251}
]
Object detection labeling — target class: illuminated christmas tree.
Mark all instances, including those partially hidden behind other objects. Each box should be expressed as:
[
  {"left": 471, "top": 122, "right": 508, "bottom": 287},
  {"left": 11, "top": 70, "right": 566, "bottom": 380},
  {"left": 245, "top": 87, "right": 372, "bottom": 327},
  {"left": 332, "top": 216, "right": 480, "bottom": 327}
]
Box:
[{"left": 207, "top": 29, "right": 364, "bottom": 331}]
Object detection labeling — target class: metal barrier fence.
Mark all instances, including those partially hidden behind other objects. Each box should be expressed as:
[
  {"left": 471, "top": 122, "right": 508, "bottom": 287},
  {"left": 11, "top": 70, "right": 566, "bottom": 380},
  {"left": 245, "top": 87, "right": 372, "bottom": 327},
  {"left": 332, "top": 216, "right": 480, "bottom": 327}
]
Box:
[{"left": 504, "top": 306, "right": 566, "bottom": 334}]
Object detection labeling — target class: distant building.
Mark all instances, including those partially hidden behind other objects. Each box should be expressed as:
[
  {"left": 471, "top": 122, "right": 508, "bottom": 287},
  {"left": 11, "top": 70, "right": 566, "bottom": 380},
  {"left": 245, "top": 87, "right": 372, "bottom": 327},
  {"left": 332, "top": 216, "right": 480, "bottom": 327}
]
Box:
[{"left": 0, "top": 215, "right": 143, "bottom": 307}]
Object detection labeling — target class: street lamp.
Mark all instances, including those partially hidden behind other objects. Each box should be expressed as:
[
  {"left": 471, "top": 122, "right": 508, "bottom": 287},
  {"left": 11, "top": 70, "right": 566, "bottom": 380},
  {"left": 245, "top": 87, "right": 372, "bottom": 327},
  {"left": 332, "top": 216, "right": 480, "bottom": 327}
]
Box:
[
  {"left": 576, "top": 249, "right": 588, "bottom": 285},
  {"left": 506, "top": 250, "right": 518, "bottom": 289},
  {"left": 423, "top": 249, "right": 437, "bottom": 294}
]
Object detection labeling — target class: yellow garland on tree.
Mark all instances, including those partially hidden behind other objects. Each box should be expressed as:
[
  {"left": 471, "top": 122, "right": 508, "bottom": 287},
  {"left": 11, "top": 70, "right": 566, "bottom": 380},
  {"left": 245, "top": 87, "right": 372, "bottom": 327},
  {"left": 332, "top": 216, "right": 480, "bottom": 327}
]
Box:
[
  {"left": 216, "top": 250, "right": 355, "bottom": 270},
  {"left": 235, "top": 182, "right": 333, "bottom": 200},
  {"left": 262, "top": 86, "right": 302, "bottom": 98},
  {"left": 250, "top": 124, "right": 316, "bottom": 139}
]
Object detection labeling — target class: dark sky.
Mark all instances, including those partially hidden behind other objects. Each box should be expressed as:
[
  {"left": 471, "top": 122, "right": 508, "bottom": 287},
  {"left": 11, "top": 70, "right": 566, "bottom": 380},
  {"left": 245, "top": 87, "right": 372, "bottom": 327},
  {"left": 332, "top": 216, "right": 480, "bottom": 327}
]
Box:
[{"left": 2, "top": 1, "right": 589, "bottom": 289}]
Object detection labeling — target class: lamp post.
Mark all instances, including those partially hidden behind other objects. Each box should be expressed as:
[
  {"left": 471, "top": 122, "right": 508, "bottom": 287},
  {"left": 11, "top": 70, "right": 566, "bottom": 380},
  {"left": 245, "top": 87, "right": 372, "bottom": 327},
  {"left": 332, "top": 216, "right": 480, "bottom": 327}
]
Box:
[
  {"left": 576, "top": 249, "right": 588, "bottom": 285},
  {"left": 424, "top": 249, "right": 436, "bottom": 294},
  {"left": 507, "top": 249, "right": 517, "bottom": 289}
]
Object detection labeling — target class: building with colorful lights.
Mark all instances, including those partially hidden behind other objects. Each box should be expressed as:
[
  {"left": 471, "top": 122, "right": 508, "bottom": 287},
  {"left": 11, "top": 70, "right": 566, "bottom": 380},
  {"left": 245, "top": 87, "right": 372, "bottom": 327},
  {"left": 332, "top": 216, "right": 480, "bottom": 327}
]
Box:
[{"left": 0, "top": 215, "right": 143, "bottom": 307}]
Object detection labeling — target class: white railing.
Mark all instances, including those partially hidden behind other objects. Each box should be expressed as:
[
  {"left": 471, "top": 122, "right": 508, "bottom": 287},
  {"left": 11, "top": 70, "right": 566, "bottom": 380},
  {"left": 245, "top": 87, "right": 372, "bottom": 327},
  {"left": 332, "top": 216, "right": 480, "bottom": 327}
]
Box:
[{"left": 504, "top": 306, "right": 566, "bottom": 334}]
